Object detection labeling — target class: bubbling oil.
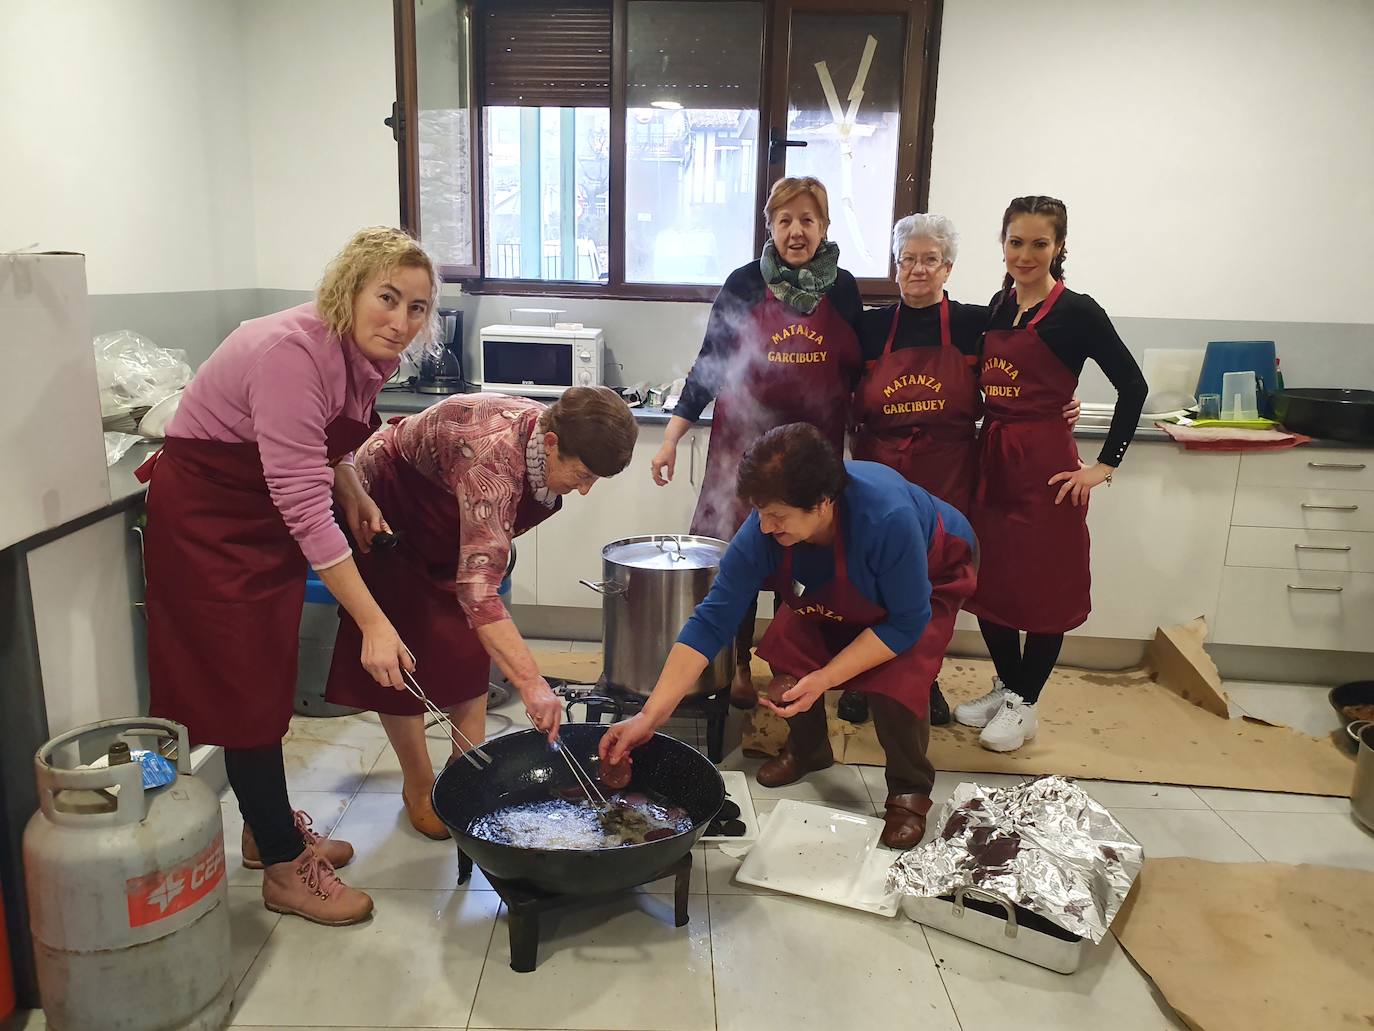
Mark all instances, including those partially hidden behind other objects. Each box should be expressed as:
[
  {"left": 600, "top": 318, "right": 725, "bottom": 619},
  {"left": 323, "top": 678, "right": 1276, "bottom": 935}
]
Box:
[{"left": 468, "top": 791, "right": 691, "bottom": 850}]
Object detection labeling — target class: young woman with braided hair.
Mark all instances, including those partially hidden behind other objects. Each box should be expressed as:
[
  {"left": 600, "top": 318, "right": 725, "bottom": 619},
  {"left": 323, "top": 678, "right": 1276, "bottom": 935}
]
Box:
[{"left": 956, "top": 196, "right": 1147, "bottom": 752}]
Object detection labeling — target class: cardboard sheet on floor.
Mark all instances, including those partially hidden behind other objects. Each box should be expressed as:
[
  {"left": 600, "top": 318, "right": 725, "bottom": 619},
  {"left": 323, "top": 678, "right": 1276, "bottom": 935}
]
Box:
[
  {"left": 530, "top": 650, "right": 604, "bottom": 684},
  {"left": 1113, "top": 858, "right": 1374, "bottom": 1031},
  {"left": 737, "top": 621, "right": 1353, "bottom": 796}
]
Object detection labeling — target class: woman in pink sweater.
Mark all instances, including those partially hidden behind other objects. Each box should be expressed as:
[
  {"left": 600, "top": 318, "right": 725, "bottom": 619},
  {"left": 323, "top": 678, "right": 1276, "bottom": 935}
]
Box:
[{"left": 137, "top": 227, "right": 431, "bottom": 927}]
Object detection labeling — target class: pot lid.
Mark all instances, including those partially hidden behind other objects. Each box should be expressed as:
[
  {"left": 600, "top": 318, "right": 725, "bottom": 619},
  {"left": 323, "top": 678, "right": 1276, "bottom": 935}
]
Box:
[{"left": 603, "top": 534, "right": 727, "bottom": 570}]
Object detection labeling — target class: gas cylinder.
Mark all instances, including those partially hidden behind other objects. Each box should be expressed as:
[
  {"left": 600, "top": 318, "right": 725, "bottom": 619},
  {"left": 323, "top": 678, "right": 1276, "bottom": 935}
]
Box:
[{"left": 23, "top": 718, "right": 231, "bottom": 1030}]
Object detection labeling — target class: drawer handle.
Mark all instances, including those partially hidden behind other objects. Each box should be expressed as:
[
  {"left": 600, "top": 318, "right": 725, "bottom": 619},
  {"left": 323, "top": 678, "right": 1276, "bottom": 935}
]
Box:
[
  {"left": 1307, "top": 462, "right": 1367, "bottom": 471},
  {"left": 1286, "top": 584, "right": 1344, "bottom": 593},
  {"left": 1301, "top": 503, "right": 1359, "bottom": 511},
  {"left": 1294, "top": 543, "right": 1352, "bottom": 552}
]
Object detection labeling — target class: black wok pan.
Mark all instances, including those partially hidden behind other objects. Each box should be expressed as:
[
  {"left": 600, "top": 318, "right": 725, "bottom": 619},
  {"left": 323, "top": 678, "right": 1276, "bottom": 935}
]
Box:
[
  {"left": 432, "top": 722, "right": 724, "bottom": 894},
  {"left": 1272, "top": 388, "right": 1374, "bottom": 444}
]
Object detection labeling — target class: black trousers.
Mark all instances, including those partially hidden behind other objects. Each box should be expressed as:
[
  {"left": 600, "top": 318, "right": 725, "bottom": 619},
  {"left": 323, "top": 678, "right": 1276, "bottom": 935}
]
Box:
[
  {"left": 977, "top": 618, "right": 1064, "bottom": 704},
  {"left": 224, "top": 745, "right": 305, "bottom": 866}
]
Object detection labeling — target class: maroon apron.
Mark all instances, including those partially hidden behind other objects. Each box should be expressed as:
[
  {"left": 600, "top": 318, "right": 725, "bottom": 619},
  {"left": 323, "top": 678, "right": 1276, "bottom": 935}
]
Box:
[
  {"left": 690, "top": 290, "right": 861, "bottom": 539},
  {"left": 754, "top": 505, "right": 977, "bottom": 717},
  {"left": 324, "top": 416, "right": 561, "bottom": 715},
  {"left": 851, "top": 295, "right": 981, "bottom": 515},
  {"left": 136, "top": 370, "right": 379, "bottom": 748},
  {"left": 966, "top": 281, "right": 1090, "bottom": 633}
]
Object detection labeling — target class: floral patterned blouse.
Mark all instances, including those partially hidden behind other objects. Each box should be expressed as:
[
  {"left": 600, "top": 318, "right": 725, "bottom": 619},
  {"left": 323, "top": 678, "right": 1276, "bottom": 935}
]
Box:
[{"left": 356, "top": 394, "right": 554, "bottom": 627}]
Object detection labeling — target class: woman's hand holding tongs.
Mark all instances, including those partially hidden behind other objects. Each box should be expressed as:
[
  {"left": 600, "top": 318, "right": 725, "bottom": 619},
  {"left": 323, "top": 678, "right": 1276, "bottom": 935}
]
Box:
[
  {"left": 334, "top": 463, "right": 392, "bottom": 554},
  {"left": 519, "top": 677, "right": 564, "bottom": 743}
]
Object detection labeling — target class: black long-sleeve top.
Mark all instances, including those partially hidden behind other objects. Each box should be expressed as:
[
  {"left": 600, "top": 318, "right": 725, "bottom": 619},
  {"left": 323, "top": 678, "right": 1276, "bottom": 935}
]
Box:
[
  {"left": 857, "top": 296, "right": 990, "bottom": 361},
  {"left": 673, "top": 262, "right": 864, "bottom": 422},
  {"left": 986, "top": 287, "right": 1147, "bottom": 467}
]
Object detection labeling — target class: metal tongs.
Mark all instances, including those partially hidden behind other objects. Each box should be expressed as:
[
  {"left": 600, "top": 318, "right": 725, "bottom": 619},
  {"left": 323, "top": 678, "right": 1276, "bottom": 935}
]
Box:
[
  {"left": 399, "top": 646, "right": 608, "bottom": 809},
  {"left": 397, "top": 650, "right": 492, "bottom": 770},
  {"left": 552, "top": 735, "right": 612, "bottom": 810}
]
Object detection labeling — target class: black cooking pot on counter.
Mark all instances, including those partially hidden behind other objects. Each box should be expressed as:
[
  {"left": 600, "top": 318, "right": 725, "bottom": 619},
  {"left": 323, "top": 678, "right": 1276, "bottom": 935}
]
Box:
[
  {"left": 433, "top": 722, "right": 724, "bottom": 894},
  {"left": 1273, "top": 389, "right": 1374, "bottom": 445}
]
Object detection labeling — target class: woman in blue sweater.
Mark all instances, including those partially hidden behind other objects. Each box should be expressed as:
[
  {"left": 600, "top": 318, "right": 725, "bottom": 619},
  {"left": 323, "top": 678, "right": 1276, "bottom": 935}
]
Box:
[{"left": 601, "top": 423, "right": 978, "bottom": 848}]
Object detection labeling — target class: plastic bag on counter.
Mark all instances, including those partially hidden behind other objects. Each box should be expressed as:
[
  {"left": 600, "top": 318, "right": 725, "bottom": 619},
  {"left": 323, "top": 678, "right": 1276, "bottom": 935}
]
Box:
[
  {"left": 94, "top": 330, "right": 192, "bottom": 418},
  {"left": 104, "top": 431, "right": 144, "bottom": 467}
]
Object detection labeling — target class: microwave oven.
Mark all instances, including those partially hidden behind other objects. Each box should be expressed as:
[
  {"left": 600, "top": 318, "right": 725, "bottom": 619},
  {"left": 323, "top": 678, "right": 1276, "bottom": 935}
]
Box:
[{"left": 476, "top": 324, "right": 604, "bottom": 398}]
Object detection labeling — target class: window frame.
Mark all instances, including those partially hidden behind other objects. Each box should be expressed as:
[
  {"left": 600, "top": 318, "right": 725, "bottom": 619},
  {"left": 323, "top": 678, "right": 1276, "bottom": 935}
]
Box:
[{"left": 393, "top": 0, "right": 943, "bottom": 302}]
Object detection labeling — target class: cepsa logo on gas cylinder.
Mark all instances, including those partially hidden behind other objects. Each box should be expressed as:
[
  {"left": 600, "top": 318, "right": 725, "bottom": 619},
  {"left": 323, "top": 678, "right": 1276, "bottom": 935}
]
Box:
[{"left": 125, "top": 831, "right": 226, "bottom": 928}]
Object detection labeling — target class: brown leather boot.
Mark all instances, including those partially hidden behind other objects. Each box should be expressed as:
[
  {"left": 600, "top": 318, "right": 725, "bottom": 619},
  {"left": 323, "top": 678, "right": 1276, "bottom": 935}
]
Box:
[
  {"left": 262, "top": 844, "right": 374, "bottom": 926},
  {"left": 729, "top": 664, "right": 757, "bottom": 710},
  {"left": 756, "top": 748, "right": 835, "bottom": 788},
  {"left": 881, "top": 793, "right": 931, "bottom": 850},
  {"left": 403, "top": 784, "right": 450, "bottom": 840},
  {"left": 242, "top": 810, "right": 354, "bottom": 870}
]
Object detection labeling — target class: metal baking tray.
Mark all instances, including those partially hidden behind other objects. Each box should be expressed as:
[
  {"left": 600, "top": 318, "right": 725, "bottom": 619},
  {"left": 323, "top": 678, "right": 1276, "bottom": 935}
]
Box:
[{"left": 902, "top": 886, "right": 1095, "bottom": 974}]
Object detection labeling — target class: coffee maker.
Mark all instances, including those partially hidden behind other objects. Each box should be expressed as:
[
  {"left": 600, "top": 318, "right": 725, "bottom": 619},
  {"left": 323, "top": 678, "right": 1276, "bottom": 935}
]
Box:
[{"left": 417, "top": 308, "right": 466, "bottom": 393}]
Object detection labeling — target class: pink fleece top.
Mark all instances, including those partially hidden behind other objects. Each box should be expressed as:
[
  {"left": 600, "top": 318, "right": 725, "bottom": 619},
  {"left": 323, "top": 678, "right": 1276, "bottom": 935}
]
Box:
[{"left": 168, "top": 303, "right": 399, "bottom": 569}]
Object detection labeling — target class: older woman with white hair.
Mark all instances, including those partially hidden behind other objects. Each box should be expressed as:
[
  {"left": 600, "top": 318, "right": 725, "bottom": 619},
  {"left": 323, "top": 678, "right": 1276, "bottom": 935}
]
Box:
[
  {"left": 137, "top": 227, "right": 433, "bottom": 927},
  {"left": 847, "top": 213, "right": 1075, "bottom": 727}
]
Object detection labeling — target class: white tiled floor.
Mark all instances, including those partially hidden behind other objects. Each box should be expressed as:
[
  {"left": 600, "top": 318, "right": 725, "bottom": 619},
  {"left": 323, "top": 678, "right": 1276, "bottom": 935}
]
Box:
[{"left": 8, "top": 659, "right": 1371, "bottom": 1031}]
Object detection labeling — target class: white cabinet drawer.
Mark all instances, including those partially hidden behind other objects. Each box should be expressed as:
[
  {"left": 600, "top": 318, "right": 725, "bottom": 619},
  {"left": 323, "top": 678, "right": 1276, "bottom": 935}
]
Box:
[
  {"left": 1231, "top": 486, "right": 1374, "bottom": 531},
  {"left": 1225, "top": 526, "right": 1374, "bottom": 573},
  {"left": 1238, "top": 449, "right": 1374, "bottom": 491},
  {"left": 1212, "top": 566, "right": 1374, "bottom": 651}
]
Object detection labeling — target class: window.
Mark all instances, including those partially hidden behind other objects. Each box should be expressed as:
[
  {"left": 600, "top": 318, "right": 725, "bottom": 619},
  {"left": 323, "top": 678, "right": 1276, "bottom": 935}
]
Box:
[
  {"left": 779, "top": 13, "right": 905, "bottom": 279},
  {"left": 624, "top": 2, "right": 763, "bottom": 285},
  {"left": 414, "top": 0, "right": 476, "bottom": 269},
  {"left": 477, "top": 0, "right": 611, "bottom": 283},
  {"left": 483, "top": 106, "right": 611, "bottom": 281},
  {"left": 396, "top": 0, "right": 941, "bottom": 299}
]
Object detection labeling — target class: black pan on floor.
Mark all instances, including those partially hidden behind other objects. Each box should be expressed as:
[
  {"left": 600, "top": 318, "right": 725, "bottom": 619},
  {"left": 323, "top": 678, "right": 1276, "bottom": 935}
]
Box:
[
  {"left": 1330, "top": 680, "right": 1374, "bottom": 754},
  {"left": 432, "top": 722, "right": 724, "bottom": 895}
]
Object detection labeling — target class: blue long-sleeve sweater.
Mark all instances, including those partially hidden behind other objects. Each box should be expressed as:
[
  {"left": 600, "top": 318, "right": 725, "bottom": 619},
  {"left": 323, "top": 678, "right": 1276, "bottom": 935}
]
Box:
[{"left": 678, "top": 461, "right": 975, "bottom": 660}]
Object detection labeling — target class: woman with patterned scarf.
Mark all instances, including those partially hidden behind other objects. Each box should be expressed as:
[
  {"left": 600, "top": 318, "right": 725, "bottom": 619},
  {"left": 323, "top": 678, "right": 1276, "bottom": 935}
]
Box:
[
  {"left": 649, "top": 177, "right": 862, "bottom": 722},
  {"left": 324, "top": 387, "right": 638, "bottom": 837}
]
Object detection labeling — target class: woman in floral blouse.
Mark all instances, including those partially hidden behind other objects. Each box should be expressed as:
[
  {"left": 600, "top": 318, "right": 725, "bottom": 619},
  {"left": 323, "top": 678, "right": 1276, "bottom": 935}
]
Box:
[{"left": 325, "top": 387, "right": 638, "bottom": 837}]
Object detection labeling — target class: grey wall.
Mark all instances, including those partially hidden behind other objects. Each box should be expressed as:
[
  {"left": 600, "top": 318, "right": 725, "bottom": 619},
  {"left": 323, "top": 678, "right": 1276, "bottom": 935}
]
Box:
[
  {"left": 89, "top": 286, "right": 1374, "bottom": 406},
  {"left": 451, "top": 289, "right": 1374, "bottom": 406},
  {"left": 87, "top": 289, "right": 279, "bottom": 369},
  {"left": 439, "top": 289, "right": 715, "bottom": 390},
  {"left": 1077, "top": 315, "right": 1374, "bottom": 406}
]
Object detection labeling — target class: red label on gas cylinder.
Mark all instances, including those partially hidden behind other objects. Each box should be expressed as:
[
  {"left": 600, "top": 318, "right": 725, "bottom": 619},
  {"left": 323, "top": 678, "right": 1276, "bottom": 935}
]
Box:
[{"left": 125, "top": 832, "right": 226, "bottom": 928}]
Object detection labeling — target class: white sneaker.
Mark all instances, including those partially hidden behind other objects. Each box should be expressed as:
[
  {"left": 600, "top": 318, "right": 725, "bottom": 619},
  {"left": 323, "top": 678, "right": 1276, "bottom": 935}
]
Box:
[
  {"left": 954, "top": 677, "right": 1009, "bottom": 728},
  {"left": 978, "top": 695, "right": 1038, "bottom": 753}
]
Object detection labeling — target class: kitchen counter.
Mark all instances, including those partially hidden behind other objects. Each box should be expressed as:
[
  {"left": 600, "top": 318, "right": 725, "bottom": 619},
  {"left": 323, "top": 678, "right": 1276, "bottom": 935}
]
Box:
[
  {"left": 374, "top": 388, "right": 703, "bottom": 425},
  {"left": 88, "top": 392, "right": 1360, "bottom": 524},
  {"left": 375, "top": 389, "right": 1236, "bottom": 445}
]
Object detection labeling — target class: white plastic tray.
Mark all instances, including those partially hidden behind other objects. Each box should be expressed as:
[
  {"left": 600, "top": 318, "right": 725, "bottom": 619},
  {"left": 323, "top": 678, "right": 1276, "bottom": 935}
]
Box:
[
  {"left": 733, "top": 799, "right": 900, "bottom": 917},
  {"left": 699, "top": 770, "right": 759, "bottom": 848}
]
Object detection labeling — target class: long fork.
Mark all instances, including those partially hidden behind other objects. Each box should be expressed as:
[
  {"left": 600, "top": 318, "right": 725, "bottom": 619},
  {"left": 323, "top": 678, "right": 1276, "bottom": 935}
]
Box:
[
  {"left": 552, "top": 736, "right": 611, "bottom": 809},
  {"left": 398, "top": 666, "right": 493, "bottom": 770}
]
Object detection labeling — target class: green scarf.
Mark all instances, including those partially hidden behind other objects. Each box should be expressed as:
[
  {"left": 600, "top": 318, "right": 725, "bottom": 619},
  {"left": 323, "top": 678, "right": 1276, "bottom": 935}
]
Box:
[{"left": 760, "top": 239, "right": 841, "bottom": 314}]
